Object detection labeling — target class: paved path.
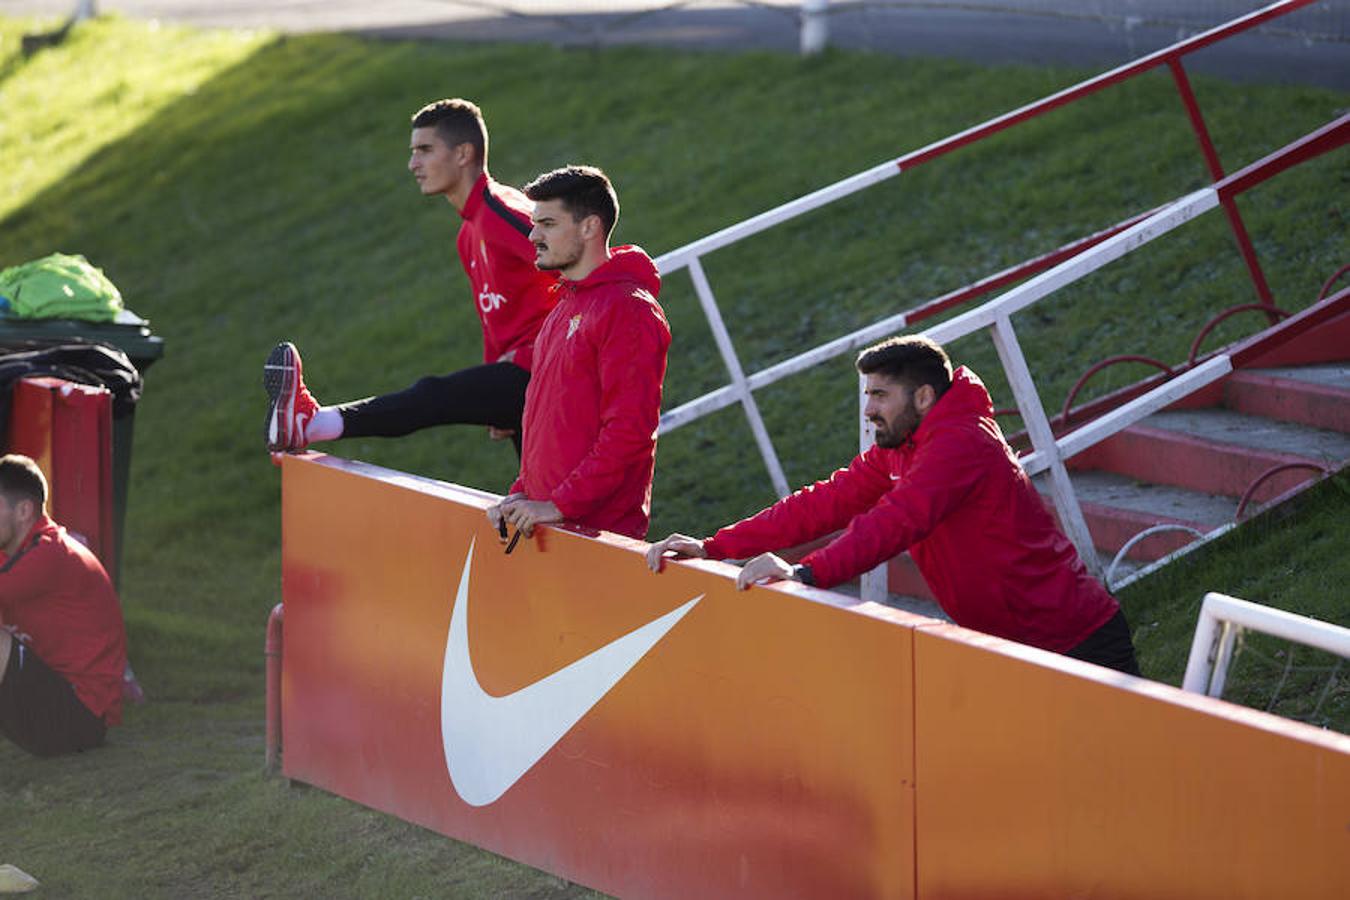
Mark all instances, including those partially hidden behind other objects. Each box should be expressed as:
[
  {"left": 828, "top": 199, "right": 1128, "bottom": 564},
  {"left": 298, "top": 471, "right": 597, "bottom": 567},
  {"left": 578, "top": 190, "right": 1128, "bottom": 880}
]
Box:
[{"left": 3, "top": 0, "right": 1346, "bottom": 90}]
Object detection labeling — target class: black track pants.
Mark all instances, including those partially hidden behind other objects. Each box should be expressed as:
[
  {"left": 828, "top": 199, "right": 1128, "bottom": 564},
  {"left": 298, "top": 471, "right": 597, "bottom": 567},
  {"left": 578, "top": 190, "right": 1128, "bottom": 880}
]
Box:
[
  {"left": 1066, "top": 609, "right": 1142, "bottom": 676},
  {"left": 336, "top": 362, "right": 530, "bottom": 455}
]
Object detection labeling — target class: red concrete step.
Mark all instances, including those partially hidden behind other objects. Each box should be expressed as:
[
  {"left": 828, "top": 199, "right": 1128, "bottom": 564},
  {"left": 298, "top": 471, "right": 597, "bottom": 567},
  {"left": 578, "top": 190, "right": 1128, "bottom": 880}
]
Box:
[
  {"left": 1034, "top": 469, "right": 1229, "bottom": 562},
  {"left": 1069, "top": 407, "right": 1347, "bottom": 502},
  {"left": 1224, "top": 364, "right": 1350, "bottom": 433}
]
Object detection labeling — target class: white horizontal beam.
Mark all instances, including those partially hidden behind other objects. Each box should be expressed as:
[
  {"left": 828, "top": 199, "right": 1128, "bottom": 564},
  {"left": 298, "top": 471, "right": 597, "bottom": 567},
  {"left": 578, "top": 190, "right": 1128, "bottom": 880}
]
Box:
[
  {"left": 1055, "top": 355, "right": 1233, "bottom": 460},
  {"left": 1020, "top": 355, "right": 1231, "bottom": 475},
  {"left": 746, "top": 309, "right": 912, "bottom": 392},
  {"left": 658, "top": 307, "right": 913, "bottom": 434},
  {"left": 662, "top": 189, "right": 1222, "bottom": 440},
  {"left": 1204, "top": 592, "right": 1350, "bottom": 658},
  {"left": 1183, "top": 591, "right": 1350, "bottom": 694},
  {"left": 655, "top": 161, "right": 901, "bottom": 274},
  {"left": 659, "top": 385, "right": 740, "bottom": 433},
  {"left": 923, "top": 188, "right": 1219, "bottom": 347}
]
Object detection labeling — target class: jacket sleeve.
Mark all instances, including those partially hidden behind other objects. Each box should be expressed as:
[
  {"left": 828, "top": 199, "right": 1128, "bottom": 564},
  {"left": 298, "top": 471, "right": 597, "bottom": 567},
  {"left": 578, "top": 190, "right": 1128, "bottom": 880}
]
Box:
[
  {"left": 548, "top": 296, "right": 671, "bottom": 520},
  {"left": 702, "top": 450, "right": 893, "bottom": 561},
  {"left": 801, "top": 424, "right": 989, "bottom": 588}
]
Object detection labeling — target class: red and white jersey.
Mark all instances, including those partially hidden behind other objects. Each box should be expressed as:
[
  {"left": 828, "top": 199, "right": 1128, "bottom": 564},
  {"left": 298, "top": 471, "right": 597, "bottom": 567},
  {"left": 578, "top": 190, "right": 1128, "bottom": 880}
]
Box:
[
  {"left": 511, "top": 246, "right": 670, "bottom": 540},
  {"left": 456, "top": 172, "right": 558, "bottom": 371},
  {"left": 0, "top": 515, "right": 128, "bottom": 723}
]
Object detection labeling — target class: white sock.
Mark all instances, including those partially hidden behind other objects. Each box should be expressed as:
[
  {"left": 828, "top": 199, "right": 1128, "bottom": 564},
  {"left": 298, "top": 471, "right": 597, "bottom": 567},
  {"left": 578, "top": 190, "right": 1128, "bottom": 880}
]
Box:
[{"left": 307, "top": 407, "right": 345, "bottom": 443}]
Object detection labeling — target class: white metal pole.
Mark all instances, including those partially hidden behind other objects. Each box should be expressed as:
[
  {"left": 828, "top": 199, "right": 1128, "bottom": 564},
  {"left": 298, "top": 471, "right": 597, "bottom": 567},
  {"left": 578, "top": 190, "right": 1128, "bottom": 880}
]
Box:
[
  {"left": 1182, "top": 594, "right": 1223, "bottom": 693},
  {"left": 1209, "top": 621, "right": 1241, "bottom": 698},
  {"left": 73, "top": 1, "right": 97, "bottom": 20},
  {"left": 800, "top": 0, "right": 830, "bottom": 56},
  {"left": 686, "top": 257, "right": 791, "bottom": 498},
  {"left": 988, "top": 315, "right": 1102, "bottom": 576}
]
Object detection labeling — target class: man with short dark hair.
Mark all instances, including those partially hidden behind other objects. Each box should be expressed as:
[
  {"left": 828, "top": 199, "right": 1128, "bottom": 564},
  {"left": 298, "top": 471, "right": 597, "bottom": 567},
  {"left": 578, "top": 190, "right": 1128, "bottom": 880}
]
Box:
[
  {"left": 264, "top": 97, "right": 557, "bottom": 458},
  {"left": 0, "top": 454, "right": 128, "bottom": 756},
  {"left": 647, "top": 336, "right": 1140, "bottom": 675},
  {"left": 487, "top": 165, "right": 671, "bottom": 541}
]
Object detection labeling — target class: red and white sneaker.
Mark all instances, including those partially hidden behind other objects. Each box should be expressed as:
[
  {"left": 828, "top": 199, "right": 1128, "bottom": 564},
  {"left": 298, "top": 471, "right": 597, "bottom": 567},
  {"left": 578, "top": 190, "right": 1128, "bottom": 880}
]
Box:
[{"left": 263, "top": 341, "right": 318, "bottom": 452}]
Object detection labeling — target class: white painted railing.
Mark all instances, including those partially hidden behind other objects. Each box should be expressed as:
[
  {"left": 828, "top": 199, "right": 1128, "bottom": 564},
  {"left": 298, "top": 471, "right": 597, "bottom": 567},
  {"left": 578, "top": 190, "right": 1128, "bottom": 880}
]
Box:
[
  {"left": 1183, "top": 592, "right": 1350, "bottom": 698},
  {"left": 859, "top": 188, "right": 1230, "bottom": 588},
  {"left": 655, "top": 177, "right": 1245, "bottom": 597},
  {"left": 654, "top": 160, "right": 902, "bottom": 497},
  {"left": 649, "top": 4, "right": 1325, "bottom": 601}
]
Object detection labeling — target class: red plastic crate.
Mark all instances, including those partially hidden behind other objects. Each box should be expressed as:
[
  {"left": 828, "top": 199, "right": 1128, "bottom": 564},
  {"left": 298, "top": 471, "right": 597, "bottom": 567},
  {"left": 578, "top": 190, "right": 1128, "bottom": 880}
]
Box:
[{"left": 6, "top": 376, "right": 116, "bottom": 582}]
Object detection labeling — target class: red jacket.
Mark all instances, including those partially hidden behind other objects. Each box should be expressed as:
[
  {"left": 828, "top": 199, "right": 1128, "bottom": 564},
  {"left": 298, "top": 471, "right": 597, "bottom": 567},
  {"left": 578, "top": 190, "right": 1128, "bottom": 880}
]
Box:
[
  {"left": 456, "top": 172, "right": 558, "bottom": 371},
  {"left": 702, "top": 367, "right": 1118, "bottom": 653},
  {"left": 511, "top": 246, "right": 670, "bottom": 539},
  {"left": 0, "top": 516, "right": 128, "bottom": 723}
]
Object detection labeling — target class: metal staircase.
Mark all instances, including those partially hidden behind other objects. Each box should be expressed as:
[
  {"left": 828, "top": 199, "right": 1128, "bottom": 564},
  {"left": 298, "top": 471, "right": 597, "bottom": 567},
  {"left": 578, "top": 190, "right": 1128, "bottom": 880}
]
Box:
[{"left": 879, "top": 304, "right": 1350, "bottom": 610}]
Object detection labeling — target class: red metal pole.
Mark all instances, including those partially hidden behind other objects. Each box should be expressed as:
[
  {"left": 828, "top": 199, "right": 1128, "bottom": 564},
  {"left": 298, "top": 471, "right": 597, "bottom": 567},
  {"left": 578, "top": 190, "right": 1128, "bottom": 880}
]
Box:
[
  {"left": 893, "top": 0, "right": 1318, "bottom": 172},
  {"left": 1168, "top": 58, "right": 1276, "bottom": 313},
  {"left": 265, "top": 602, "right": 284, "bottom": 774}
]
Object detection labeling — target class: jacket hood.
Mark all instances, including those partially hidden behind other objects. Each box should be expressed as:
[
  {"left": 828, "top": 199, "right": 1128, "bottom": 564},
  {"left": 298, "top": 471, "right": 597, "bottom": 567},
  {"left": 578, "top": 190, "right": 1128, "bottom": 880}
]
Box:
[
  {"left": 572, "top": 244, "right": 661, "bottom": 297},
  {"left": 916, "top": 366, "right": 994, "bottom": 436}
]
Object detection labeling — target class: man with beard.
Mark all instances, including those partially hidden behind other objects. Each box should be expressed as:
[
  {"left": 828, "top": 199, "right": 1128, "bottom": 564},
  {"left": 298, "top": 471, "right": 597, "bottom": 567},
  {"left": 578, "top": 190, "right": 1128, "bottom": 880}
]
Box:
[
  {"left": 645, "top": 335, "right": 1140, "bottom": 675},
  {"left": 487, "top": 165, "right": 670, "bottom": 541}
]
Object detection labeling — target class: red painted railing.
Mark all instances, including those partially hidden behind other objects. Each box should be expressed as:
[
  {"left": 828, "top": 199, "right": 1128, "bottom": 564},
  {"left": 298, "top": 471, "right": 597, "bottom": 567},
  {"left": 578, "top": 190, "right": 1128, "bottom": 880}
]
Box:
[
  {"left": 1034, "top": 115, "right": 1350, "bottom": 441},
  {"left": 848, "top": 1, "right": 1328, "bottom": 373},
  {"left": 889, "top": 0, "right": 1319, "bottom": 310}
]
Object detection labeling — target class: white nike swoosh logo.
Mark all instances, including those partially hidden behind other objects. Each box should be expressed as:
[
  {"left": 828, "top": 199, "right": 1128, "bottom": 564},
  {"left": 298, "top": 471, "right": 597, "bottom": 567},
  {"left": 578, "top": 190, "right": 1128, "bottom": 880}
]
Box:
[{"left": 441, "top": 540, "right": 702, "bottom": 807}]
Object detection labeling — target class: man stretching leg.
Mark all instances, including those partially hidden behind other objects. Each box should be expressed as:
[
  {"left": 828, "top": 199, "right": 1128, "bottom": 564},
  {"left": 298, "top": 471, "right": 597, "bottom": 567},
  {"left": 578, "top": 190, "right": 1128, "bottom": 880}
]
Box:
[{"left": 264, "top": 98, "right": 556, "bottom": 458}]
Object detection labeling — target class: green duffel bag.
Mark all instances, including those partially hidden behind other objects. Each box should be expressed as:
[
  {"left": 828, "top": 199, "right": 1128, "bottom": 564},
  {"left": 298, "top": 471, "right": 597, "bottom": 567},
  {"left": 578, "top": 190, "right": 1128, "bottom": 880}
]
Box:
[{"left": 0, "top": 252, "right": 124, "bottom": 322}]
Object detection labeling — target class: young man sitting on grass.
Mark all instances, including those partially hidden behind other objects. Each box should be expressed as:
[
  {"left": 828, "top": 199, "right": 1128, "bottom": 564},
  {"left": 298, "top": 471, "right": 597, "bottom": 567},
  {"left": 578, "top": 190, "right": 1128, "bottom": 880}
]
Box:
[{"left": 0, "top": 454, "right": 127, "bottom": 756}]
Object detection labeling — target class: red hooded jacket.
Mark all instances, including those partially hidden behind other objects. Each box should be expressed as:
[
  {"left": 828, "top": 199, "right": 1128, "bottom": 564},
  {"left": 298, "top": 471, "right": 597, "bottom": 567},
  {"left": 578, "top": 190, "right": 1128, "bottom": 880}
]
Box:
[
  {"left": 0, "top": 516, "right": 128, "bottom": 723},
  {"left": 511, "top": 246, "right": 670, "bottom": 539},
  {"left": 702, "top": 367, "right": 1118, "bottom": 653},
  {"left": 456, "top": 173, "right": 558, "bottom": 371}
]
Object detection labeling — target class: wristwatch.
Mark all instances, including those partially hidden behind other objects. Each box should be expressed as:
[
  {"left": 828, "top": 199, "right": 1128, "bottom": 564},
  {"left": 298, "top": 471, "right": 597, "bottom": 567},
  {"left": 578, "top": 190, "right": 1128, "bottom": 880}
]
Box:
[{"left": 791, "top": 563, "right": 816, "bottom": 586}]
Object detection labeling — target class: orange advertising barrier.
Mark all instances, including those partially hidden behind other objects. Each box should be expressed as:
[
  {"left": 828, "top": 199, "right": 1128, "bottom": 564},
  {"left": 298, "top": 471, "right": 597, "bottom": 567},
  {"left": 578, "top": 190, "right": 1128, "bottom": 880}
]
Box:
[
  {"left": 912, "top": 626, "right": 1350, "bottom": 900},
  {"left": 280, "top": 453, "right": 1349, "bottom": 899},
  {"left": 281, "top": 454, "right": 921, "bottom": 899}
]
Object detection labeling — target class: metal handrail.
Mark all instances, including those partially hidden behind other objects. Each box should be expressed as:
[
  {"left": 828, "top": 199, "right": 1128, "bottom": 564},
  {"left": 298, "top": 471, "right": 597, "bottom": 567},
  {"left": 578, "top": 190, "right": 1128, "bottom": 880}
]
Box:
[
  {"left": 867, "top": 119, "right": 1346, "bottom": 595},
  {"left": 1235, "top": 463, "right": 1330, "bottom": 521},
  {"left": 652, "top": 0, "right": 1322, "bottom": 506},
  {"left": 1060, "top": 356, "right": 1175, "bottom": 427},
  {"left": 1183, "top": 592, "right": 1350, "bottom": 698},
  {"left": 1188, "top": 304, "right": 1293, "bottom": 365}
]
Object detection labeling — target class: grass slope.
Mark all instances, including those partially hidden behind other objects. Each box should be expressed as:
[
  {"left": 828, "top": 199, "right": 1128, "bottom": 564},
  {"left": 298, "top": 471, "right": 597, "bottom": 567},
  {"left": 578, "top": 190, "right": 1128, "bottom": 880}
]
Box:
[
  {"left": 1119, "top": 473, "right": 1350, "bottom": 731},
  {"left": 0, "top": 13, "right": 1346, "bottom": 896}
]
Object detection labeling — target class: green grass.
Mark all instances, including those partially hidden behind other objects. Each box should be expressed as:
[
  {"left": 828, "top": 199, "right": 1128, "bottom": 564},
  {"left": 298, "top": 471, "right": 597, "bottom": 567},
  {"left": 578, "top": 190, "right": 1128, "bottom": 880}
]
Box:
[
  {"left": 0, "top": 12, "right": 1346, "bottom": 896},
  {"left": 1119, "top": 473, "right": 1350, "bottom": 733}
]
